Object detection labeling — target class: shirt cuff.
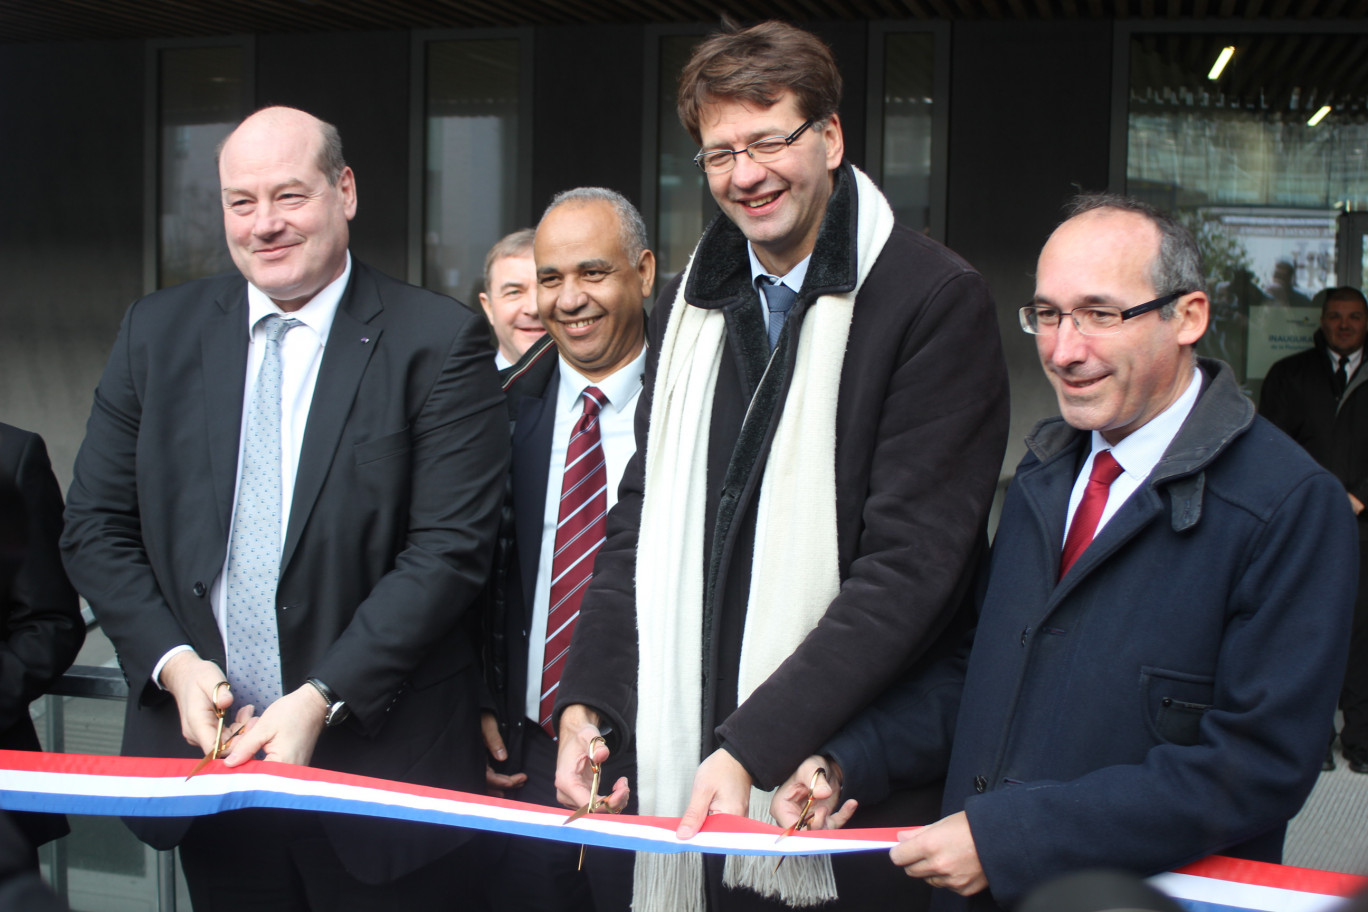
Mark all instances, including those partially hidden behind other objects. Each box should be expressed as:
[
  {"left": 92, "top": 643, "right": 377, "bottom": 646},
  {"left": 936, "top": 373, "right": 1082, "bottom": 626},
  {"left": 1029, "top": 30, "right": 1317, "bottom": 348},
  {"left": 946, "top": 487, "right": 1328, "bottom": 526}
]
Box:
[{"left": 151, "top": 645, "right": 195, "bottom": 689}]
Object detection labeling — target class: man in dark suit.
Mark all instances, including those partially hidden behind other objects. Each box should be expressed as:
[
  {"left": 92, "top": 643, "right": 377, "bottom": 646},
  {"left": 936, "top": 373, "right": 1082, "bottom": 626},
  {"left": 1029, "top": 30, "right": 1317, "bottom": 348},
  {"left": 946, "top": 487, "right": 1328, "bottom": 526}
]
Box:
[
  {"left": 1260, "top": 286, "right": 1368, "bottom": 773},
  {"left": 0, "top": 423, "right": 84, "bottom": 867},
  {"left": 481, "top": 187, "right": 651, "bottom": 911},
  {"left": 61, "top": 106, "right": 508, "bottom": 909},
  {"left": 554, "top": 20, "right": 1008, "bottom": 912},
  {"left": 772, "top": 195, "right": 1354, "bottom": 912}
]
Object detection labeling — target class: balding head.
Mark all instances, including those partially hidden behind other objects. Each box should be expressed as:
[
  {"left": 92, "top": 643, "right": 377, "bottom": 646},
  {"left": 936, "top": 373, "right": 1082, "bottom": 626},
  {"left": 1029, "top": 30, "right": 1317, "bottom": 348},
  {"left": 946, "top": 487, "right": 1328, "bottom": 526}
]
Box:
[
  {"left": 218, "top": 106, "right": 357, "bottom": 310},
  {"left": 1032, "top": 203, "right": 1209, "bottom": 443}
]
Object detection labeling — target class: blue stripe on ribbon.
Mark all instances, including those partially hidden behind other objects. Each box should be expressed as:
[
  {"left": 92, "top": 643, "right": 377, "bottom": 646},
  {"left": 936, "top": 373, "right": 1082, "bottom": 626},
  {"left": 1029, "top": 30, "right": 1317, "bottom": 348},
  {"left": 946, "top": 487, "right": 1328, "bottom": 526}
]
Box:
[{"left": 0, "top": 787, "right": 837, "bottom": 857}]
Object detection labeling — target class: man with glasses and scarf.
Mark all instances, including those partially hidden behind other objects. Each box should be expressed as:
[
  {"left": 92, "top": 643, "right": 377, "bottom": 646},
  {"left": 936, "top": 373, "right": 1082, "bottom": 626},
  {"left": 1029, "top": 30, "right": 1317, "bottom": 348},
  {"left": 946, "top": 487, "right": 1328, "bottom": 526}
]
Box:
[{"left": 553, "top": 18, "right": 1009, "bottom": 912}]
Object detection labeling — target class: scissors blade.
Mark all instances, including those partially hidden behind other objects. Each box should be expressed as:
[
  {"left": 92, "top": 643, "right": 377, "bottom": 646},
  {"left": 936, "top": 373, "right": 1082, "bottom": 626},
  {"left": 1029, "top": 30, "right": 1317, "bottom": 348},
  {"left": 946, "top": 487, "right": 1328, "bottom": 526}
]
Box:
[
  {"left": 185, "top": 753, "right": 215, "bottom": 781},
  {"left": 564, "top": 804, "right": 592, "bottom": 825}
]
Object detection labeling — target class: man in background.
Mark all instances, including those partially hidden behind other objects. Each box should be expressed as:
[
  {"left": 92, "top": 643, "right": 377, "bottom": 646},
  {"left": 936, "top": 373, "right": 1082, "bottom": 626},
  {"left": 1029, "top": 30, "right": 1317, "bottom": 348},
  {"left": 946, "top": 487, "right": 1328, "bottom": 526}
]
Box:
[
  {"left": 0, "top": 422, "right": 84, "bottom": 868},
  {"left": 1261, "top": 285, "right": 1368, "bottom": 772},
  {"left": 480, "top": 228, "right": 545, "bottom": 369}
]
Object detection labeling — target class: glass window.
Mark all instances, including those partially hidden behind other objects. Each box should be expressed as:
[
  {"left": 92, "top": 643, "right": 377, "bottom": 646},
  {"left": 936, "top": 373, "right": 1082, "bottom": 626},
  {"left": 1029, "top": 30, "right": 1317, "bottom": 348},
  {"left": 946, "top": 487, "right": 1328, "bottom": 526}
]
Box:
[
  {"left": 654, "top": 34, "right": 712, "bottom": 287},
  {"left": 423, "top": 39, "right": 522, "bottom": 307},
  {"left": 1127, "top": 32, "right": 1368, "bottom": 394},
  {"left": 158, "top": 45, "right": 248, "bottom": 288},
  {"left": 880, "top": 32, "right": 936, "bottom": 235}
]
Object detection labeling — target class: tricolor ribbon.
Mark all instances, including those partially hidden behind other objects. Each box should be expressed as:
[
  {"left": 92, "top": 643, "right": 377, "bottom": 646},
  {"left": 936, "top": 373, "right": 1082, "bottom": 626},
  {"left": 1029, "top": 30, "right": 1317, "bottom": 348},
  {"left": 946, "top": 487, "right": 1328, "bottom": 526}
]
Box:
[{"left": 0, "top": 750, "right": 1362, "bottom": 911}]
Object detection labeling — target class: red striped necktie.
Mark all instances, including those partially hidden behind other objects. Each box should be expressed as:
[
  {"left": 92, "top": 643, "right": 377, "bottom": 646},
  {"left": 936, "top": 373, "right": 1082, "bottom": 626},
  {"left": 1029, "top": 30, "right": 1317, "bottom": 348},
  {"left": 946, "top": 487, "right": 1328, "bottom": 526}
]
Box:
[
  {"left": 1059, "top": 449, "right": 1123, "bottom": 580},
  {"left": 539, "top": 386, "right": 610, "bottom": 737}
]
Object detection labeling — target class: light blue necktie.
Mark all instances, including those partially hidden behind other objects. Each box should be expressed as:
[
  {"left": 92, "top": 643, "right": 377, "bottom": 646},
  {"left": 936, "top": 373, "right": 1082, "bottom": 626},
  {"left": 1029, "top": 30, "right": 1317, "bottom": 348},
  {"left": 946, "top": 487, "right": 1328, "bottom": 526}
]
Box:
[
  {"left": 225, "top": 314, "right": 300, "bottom": 711},
  {"left": 762, "top": 277, "right": 797, "bottom": 351}
]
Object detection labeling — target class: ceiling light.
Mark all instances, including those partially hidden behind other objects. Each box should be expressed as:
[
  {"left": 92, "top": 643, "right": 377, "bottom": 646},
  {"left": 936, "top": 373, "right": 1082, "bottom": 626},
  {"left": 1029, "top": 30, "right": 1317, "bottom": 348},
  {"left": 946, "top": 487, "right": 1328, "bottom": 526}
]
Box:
[
  {"left": 1208, "top": 46, "right": 1235, "bottom": 81},
  {"left": 1308, "top": 105, "right": 1332, "bottom": 126}
]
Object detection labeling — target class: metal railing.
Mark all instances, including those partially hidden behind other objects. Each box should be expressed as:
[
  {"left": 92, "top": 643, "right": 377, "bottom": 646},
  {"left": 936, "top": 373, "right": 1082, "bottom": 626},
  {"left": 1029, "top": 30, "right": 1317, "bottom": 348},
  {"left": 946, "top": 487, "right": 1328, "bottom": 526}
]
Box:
[{"left": 41, "top": 663, "right": 179, "bottom": 912}]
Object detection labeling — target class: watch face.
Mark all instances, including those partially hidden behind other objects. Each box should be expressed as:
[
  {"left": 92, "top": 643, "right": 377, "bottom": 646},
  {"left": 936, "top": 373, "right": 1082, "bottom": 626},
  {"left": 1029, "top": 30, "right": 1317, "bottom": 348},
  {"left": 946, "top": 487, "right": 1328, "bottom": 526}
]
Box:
[{"left": 325, "top": 702, "right": 349, "bottom": 727}]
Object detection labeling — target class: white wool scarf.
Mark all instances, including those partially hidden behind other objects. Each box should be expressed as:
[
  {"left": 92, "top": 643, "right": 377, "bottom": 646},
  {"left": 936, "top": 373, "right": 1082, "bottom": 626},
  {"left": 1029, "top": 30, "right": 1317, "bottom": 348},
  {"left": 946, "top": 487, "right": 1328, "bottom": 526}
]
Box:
[{"left": 632, "top": 166, "right": 894, "bottom": 912}]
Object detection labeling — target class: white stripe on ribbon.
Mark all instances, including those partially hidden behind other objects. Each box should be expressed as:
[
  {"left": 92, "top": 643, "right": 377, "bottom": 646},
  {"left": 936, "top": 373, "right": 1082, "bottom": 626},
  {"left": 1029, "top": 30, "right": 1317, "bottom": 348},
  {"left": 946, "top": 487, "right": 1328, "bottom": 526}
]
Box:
[
  {"left": 1150, "top": 873, "right": 1354, "bottom": 912},
  {"left": 0, "top": 750, "right": 1362, "bottom": 911}
]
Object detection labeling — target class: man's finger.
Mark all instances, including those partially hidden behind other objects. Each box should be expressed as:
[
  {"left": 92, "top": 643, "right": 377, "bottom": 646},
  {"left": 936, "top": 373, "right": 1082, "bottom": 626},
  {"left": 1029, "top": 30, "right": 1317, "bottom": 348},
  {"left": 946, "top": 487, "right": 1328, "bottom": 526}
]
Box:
[
  {"left": 823, "top": 798, "right": 858, "bottom": 829},
  {"left": 675, "top": 789, "right": 712, "bottom": 839},
  {"left": 480, "top": 713, "right": 508, "bottom": 761},
  {"left": 485, "top": 767, "right": 527, "bottom": 790}
]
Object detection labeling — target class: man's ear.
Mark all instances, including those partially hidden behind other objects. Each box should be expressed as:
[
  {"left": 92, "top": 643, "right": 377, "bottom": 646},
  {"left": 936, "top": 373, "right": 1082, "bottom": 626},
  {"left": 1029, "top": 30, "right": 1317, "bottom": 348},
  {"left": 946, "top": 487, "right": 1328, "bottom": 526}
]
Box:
[
  {"left": 1174, "top": 291, "right": 1209, "bottom": 346},
  {"left": 636, "top": 249, "right": 657, "bottom": 298},
  {"left": 820, "top": 114, "right": 844, "bottom": 171}
]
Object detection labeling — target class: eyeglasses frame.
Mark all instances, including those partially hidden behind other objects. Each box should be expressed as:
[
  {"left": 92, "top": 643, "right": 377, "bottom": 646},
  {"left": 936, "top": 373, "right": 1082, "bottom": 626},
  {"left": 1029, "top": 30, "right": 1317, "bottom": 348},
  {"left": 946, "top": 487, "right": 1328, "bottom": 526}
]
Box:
[
  {"left": 1018, "top": 291, "right": 1188, "bottom": 336},
  {"left": 692, "top": 119, "right": 817, "bottom": 174}
]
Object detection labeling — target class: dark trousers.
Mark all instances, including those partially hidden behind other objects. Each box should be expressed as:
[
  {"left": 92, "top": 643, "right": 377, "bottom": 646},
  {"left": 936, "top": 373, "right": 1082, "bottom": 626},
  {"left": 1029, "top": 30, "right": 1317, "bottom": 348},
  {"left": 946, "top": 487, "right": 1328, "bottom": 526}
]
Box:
[
  {"left": 484, "top": 722, "right": 635, "bottom": 912},
  {"left": 179, "top": 808, "right": 483, "bottom": 912},
  {"left": 1339, "top": 532, "right": 1368, "bottom": 753}
]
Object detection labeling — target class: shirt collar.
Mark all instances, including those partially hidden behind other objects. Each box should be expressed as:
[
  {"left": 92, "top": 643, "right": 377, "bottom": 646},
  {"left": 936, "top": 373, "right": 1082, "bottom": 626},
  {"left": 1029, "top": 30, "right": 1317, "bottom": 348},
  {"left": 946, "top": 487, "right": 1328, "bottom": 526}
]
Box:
[
  {"left": 557, "top": 344, "right": 647, "bottom": 417},
  {"left": 1093, "top": 363, "right": 1203, "bottom": 482},
  {"left": 747, "top": 243, "right": 811, "bottom": 294},
  {"left": 1328, "top": 347, "right": 1363, "bottom": 374},
  {"left": 245, "top": 251, "right": 350, "bottom": 345}
]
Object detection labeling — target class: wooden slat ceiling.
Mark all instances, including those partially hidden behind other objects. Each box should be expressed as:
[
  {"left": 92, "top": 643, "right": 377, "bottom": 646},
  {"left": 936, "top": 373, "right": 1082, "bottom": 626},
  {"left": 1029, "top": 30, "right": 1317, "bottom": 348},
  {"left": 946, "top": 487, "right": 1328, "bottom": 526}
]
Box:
[
  {"left": 1132, "top": 32, "right": 1368, "bottom": 118},
  {"left": 4, "top": 0, "right": 1368, "bottom": 44}
]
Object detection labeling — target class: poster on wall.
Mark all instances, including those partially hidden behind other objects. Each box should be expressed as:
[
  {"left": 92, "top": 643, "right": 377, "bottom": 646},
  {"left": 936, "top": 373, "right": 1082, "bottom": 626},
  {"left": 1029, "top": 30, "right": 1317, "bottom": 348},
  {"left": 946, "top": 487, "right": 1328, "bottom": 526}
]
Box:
[
  {"left": 1185, "top": 207, "right": 1337, "bottom": 384},
  {"left": 1246, "top": 306, "right": 1322, "bottom": 380}
]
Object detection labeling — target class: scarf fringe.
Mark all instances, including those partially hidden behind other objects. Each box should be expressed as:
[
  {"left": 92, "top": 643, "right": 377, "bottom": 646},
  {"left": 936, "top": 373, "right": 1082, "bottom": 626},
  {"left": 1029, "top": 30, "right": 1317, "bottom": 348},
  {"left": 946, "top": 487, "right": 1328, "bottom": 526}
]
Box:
[
  {"left": 723, "top": 792, "right": 838, "bottom": 906},
  {"left": 633, "top": 852, "right": 706, "bottom": 912}
]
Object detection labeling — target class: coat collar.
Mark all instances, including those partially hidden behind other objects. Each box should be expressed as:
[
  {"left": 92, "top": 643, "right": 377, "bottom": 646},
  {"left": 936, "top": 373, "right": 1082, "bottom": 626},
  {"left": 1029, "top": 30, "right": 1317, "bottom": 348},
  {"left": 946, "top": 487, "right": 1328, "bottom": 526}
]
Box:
[
  {"left": 1024, "top": 358, "right": 1254, "bottom": 533},
  {"left": 682, "top": 161, "right": 861, "bottom": 310}
]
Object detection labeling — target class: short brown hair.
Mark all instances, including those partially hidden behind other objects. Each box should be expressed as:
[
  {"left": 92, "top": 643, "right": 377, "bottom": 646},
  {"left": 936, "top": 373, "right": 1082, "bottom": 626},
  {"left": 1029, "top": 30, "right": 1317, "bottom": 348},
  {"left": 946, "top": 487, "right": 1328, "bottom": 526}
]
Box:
[{"left": 677, "top": 20, "right": 843, "bottom": 146}]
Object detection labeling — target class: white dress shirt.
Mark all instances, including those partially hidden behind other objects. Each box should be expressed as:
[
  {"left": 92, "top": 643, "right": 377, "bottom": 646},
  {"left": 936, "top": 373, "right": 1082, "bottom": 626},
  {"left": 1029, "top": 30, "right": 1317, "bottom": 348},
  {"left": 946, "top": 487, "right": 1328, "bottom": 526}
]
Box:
[
  {"left": 1063, "top": 364, "right": 1202, "bottom": 546},
  {"left": 1327, "top": 346, "right": 1362, "bottom": 378},
  {"left": 747, "top": 243, "right": 811, "bottom": 334},
  {"left": 523, "top": 348, "right": 646, "bottom": 722},
  {"left": 152, "top": 254, "right": 351, "bottom": 685}
]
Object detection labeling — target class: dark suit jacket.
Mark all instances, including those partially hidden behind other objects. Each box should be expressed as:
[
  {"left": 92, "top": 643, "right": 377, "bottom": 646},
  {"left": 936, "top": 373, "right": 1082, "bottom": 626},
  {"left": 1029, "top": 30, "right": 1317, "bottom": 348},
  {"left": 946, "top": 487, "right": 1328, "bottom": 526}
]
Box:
[
  {"left": 60, "top": 260, "right": 509, "bottom": 883},
  {"left": 486, "top": 339, "right": 635, "bottom": 794},
  {"left": 0, "top": 424, "right": 84, "bottom": 851}
]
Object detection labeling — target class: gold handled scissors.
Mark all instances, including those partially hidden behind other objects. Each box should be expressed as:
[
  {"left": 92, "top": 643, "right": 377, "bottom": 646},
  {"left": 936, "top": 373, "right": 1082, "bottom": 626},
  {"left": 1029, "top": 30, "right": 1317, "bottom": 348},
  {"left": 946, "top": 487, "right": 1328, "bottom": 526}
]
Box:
[
  {"left": 186, "top": 682, "right": 242, "bottom": 780},
  {"left": 773, "top": 767, "right": 826, "bottom": 872},
  {"left": 564, "top": 736, "right": 611, "bottom": 869}
]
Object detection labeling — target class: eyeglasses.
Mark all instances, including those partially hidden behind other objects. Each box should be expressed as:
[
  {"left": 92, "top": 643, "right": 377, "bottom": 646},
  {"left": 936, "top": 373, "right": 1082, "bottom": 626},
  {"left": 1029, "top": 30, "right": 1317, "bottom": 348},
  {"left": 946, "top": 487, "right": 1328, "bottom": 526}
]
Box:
[
  {"left": 693, "top": 120, "right": 816, "bottom": 174},
  {"left": 1018, "top": 292, "right": 1187, "bottom": 336}
]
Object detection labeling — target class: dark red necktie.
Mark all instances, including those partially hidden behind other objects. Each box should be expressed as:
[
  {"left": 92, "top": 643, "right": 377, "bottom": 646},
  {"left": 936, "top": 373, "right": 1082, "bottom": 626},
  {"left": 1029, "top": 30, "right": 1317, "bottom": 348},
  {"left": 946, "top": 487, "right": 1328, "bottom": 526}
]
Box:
[
  {"left": 539, "top": 387, "right": 610, "bottom": 737},
  {"left": 1059, "top": 449, "right": 1123, "bottom": 580}
]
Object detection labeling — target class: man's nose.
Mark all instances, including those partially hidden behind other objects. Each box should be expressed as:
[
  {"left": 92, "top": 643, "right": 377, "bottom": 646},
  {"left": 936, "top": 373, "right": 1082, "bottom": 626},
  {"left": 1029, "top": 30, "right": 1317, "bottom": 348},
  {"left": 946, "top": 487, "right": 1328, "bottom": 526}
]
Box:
[
  {"left": 252, "top": 202, "right": 284, "bottom": 237},
  {"left": 730, "top": 151, "right": 768, "bottom": 187},
  {"left": 1049, "top": 315, "right": 1091, "bottom": 366}
]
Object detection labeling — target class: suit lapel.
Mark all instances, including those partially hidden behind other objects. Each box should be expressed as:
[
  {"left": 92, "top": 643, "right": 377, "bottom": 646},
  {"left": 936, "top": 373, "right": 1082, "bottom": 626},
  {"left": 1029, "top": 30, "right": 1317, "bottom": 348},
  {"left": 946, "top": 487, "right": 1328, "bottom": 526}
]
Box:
[
  {"left": 201, "top": 281, "right": 251, "bottom": 541},
  {"left": 282, "top": 265, "right": 382, "bottom": 572},
  {"left": 512, "top": 364, "right": 558, "bottom": 623}
]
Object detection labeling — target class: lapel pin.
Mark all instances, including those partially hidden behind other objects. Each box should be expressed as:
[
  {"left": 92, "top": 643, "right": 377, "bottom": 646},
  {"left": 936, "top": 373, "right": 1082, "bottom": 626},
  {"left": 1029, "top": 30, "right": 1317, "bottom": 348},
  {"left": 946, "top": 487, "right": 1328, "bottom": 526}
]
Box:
[{"left": 360, "top": 337, "right": 370, "bottom": 344}]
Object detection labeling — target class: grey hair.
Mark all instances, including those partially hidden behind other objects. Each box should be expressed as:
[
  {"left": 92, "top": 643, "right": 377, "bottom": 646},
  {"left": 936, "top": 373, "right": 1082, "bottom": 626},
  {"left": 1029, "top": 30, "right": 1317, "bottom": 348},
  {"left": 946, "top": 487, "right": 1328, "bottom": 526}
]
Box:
[
  {"left": 540, "top": 187, "right": 649, "bottom": 267},
  {"left": 1065, "top": 192, "right": 1206, "bottom": 317}
]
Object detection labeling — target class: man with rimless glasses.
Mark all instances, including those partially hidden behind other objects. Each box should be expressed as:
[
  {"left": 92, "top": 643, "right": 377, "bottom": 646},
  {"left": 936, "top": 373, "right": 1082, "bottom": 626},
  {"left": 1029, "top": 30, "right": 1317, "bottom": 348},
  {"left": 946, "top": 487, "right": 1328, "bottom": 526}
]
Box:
[
  {"left": 553, "top": 17, "right": 1008, "bottom": 912},
  {"left": 772, "top": 194, "right": 1355, "bottom": 912}
]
